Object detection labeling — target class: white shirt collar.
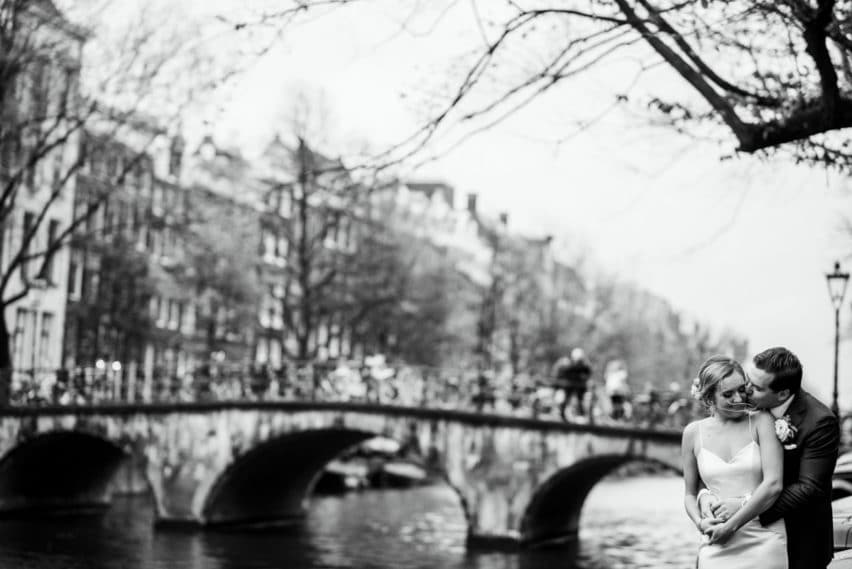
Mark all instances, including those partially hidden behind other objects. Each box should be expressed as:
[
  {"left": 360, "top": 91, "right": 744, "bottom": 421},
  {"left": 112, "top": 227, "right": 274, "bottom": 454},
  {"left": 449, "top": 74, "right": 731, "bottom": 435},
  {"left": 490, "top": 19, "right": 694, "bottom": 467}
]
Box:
[{"left": 770, "top": 394, "right": 796, "bottom": 419}]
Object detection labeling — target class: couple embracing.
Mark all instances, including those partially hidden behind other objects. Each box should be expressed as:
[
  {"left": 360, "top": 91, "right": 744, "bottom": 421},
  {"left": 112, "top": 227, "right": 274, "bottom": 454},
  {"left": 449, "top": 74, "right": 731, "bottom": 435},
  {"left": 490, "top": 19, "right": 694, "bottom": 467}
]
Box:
[{"left": 683, "top": 347, "right": 840, "bottom": 569}]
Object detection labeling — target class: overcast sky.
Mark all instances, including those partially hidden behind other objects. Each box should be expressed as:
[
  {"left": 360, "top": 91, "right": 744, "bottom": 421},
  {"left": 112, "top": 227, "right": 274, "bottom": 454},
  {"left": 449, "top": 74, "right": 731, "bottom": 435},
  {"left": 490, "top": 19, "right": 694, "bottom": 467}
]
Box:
[{"left": 190, "top": 0, "right": 852, "bottom": 404}]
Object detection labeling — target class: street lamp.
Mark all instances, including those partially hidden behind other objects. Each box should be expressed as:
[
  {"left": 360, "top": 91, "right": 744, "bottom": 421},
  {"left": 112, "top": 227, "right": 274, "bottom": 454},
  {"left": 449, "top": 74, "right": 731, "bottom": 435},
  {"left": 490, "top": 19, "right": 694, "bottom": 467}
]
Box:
[{"left": 826, "top": 261, "right": 850, "bottom": 416}]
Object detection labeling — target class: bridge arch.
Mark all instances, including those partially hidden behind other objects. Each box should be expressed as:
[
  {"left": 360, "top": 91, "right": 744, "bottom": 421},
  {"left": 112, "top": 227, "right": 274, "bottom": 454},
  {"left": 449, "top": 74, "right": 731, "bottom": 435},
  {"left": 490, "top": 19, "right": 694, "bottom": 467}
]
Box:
[
  {"left": 199, "top": 426, "right": 467, "bottom": 529},
  {"left": 519, "top": 454, "right": 682, "bottom": 547},
  {"left": 0, "top": 431, "right": 129, "bottom": 514},
  {"left": 201, "top": 428, "right": 373, "bottom": 526},
  {"left": 0, "top": 404, "right": 683, "bottom": 546}
]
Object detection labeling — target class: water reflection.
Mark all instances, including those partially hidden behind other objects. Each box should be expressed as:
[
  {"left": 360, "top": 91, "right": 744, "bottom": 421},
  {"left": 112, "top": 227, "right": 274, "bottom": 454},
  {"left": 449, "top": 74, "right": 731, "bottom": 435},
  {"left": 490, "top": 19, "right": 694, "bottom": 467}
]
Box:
[{"left": 0, "top": 476, "right": 694, "bottom": 569}]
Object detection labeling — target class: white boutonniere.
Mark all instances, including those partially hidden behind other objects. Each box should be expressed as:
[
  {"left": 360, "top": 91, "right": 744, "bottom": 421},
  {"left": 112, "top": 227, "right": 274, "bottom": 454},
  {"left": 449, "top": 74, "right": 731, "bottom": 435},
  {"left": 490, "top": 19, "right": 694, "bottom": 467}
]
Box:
[{"left": 774, "top": 415, "right": 798, "bottom": 449}]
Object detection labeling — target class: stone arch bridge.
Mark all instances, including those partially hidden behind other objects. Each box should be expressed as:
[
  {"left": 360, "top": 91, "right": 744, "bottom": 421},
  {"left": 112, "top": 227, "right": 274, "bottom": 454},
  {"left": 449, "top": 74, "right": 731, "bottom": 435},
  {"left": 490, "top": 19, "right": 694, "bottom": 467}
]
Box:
[{"left": 0, "top": 402, "right": 681, "bottom": 548}]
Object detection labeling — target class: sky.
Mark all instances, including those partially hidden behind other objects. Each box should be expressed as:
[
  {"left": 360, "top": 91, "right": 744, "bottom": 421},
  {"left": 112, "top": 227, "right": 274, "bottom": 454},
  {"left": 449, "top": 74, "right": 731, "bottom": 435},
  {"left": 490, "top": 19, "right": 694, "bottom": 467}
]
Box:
[{"left": 198, "top": 1, "right": 852, "bottom": 405}]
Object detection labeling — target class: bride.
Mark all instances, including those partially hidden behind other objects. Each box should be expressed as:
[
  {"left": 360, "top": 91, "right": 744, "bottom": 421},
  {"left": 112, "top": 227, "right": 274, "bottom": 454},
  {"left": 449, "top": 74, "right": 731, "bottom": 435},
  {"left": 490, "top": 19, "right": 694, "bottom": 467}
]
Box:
[{"left": 681, "top": 355, "right": 787, "bottom": 569}]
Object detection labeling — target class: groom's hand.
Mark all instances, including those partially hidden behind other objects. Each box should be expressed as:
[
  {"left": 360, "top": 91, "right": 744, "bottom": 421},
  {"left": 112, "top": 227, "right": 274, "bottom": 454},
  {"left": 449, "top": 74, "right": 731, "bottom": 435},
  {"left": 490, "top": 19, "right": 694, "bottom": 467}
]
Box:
[
  {"left": 706, "top": 520, "right": 737, "bottom": 545},
  {"left": 710, "top": 497, "right": 743, "bottom": 521},
  {"left": 697, "top": 491, "right": 719, "bottom": 518}
]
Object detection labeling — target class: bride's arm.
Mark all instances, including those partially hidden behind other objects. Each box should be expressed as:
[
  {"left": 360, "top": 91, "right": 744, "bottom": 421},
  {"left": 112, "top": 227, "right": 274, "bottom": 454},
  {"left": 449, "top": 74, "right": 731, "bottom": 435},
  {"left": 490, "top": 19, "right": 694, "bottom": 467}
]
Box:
[
  {"left": 683, "top": 422, "right": 717, "bottom": 533},
  {"left": 707, "top": 412, "right": 783, "bottom": 544}
]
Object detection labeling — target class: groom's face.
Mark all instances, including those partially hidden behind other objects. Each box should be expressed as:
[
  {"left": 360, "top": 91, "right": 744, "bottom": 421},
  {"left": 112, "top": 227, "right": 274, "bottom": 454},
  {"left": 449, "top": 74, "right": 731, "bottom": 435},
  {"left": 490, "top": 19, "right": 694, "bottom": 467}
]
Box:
[{"left": 745, "top": 364, "right": 782, "bottom": 409}]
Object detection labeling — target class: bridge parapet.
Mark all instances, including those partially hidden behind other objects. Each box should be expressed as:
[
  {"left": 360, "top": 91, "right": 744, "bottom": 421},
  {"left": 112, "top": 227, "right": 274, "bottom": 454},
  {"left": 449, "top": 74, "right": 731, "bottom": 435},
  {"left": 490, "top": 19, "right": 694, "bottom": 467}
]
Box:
[{"left": 0, "top": 402, "right": 682, "bottom": 548}]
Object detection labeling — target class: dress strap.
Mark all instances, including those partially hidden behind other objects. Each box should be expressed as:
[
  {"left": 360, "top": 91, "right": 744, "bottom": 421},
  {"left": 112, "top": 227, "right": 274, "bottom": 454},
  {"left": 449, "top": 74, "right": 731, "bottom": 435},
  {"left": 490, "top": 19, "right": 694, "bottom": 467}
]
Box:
[
  {"left": 748, "top": 412, "right": 757, "bottom": 443},
  {"left": 696, "top": 420, "right": 703, "bottom": 450}
]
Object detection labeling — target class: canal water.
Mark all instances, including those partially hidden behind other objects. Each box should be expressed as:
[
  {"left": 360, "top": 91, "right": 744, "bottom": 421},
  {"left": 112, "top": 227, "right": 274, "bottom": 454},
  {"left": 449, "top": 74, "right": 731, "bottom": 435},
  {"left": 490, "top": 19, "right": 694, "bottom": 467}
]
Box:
[{"left": 0, "top": 474, "right": 698, "bottom": 569}]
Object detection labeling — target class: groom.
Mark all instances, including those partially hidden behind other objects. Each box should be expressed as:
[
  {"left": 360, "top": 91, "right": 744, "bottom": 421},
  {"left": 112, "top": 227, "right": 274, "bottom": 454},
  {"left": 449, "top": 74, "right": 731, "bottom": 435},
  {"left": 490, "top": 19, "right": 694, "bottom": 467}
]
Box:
[{"left": 700, "top": 347, "right": 840, "bottom": 569}]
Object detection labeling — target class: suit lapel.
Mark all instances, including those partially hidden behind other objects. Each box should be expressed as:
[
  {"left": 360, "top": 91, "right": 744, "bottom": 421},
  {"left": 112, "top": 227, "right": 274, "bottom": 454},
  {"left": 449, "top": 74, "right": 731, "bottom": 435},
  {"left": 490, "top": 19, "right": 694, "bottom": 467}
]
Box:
[
  {"left": 787, "top": 391, "right": 810, "bottom": 428},
  {"left": 782, "top": 392, "right": 812, "bottom": 455}
]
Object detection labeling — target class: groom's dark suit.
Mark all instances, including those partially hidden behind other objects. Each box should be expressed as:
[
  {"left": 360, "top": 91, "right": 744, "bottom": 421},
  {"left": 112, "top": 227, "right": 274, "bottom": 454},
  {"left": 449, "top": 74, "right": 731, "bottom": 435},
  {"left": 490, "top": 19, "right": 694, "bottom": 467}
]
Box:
[{"left": 759, "top": 390, "right": 839, "bottom": 569}]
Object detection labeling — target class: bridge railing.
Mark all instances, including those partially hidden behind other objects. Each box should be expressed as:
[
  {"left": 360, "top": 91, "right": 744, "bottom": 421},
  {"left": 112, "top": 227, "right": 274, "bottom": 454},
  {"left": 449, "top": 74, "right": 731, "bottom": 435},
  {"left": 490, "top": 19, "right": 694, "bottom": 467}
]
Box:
[
  {"left": 2, "top": 363, "right": 529, "bottom": 409},
  {"left": 0, "top": 364, "right": 698, "bottom": 429}
]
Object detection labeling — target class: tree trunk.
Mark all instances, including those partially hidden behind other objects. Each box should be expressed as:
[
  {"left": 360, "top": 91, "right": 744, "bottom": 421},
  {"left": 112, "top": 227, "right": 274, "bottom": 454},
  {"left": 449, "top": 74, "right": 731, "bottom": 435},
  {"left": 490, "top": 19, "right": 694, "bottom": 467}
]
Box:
[{"left": 0, "top": 312, "right": 11, "bottom": 405}]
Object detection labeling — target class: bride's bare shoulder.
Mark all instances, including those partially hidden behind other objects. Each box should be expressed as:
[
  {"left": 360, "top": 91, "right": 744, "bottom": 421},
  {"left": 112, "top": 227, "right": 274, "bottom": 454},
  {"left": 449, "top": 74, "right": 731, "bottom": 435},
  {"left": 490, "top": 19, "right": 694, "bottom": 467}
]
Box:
[
  {"left": 682, "top": 419, "right": 705, "bottom": 442},
  {"left": 750, "top": 410, "right": 775, "bottom": 423},
  {"left": 750, "top": 410, "right": 776, "bottom": 428}
]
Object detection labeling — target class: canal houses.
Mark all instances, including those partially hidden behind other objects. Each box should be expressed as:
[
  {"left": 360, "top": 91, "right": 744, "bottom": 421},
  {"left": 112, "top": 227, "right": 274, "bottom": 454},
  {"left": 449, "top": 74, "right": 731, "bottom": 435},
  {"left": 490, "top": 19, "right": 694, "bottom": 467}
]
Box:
[
  {"left": 63, "top": 118, "right": 199, "bottom": 397},
  {"left": 0, "top": 0, "right": 88, "bottom": 399},
  {"left": 0, "top": 0, "right": 610, "bottom": 402}
]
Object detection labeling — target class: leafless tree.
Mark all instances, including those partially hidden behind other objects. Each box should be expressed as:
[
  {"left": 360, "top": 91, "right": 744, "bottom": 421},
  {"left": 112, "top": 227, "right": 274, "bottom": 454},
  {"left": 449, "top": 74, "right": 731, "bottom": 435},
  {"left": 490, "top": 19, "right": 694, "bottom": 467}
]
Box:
[
  {"left": 180, "top": 188, "right": 262, "bottom": 362},
  {"left": 0, "top": 0, "right": 253, "bottom": 373},
  {"left": 262, "top": 136, "right": 404, "bottom": 361},
  {"left": 224, "top": 0, "right": 852, "bottom": 170}
]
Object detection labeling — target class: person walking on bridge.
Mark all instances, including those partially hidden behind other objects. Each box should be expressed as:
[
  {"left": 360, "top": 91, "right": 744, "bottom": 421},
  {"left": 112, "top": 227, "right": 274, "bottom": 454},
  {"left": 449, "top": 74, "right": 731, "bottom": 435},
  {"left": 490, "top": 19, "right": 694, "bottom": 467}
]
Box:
[{"left": 552, "top": 348, "right": 592, "bottom": 421}]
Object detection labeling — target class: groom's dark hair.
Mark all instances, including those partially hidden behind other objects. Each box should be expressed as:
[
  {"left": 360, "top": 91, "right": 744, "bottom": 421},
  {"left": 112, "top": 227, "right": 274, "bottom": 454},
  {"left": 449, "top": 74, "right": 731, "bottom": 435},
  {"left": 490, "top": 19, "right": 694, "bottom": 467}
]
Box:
[{"left": 753, "top": 347, "right": 802, "bottom": 394}]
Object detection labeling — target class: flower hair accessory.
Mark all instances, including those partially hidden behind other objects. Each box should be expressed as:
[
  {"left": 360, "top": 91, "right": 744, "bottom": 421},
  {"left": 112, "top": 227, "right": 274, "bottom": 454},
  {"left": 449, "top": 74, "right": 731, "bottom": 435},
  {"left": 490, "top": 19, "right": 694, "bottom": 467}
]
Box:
[
  {"left": 774, "top": 415, "right": 798, "bottom": 445},
  {"left": 690, "top": 377, "right": 701, "bottom": 400}
]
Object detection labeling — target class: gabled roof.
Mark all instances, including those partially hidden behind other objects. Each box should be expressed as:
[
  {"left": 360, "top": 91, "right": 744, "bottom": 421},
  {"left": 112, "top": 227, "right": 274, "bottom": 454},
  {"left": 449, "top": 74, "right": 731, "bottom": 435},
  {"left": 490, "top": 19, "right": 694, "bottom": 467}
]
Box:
[
  {"left": 404, "top": 180, "right": 455, "bottom": 209},
  {"left": 29, "top": 0, "right": 90, "bottom": 41},
  {"left": 260, "top": 135, "right": 346, "bottom": 178}
]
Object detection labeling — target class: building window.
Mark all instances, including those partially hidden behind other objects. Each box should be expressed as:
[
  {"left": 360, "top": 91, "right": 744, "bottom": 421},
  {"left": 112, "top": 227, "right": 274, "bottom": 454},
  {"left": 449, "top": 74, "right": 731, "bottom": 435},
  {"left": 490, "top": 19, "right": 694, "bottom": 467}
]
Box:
[
  {"left": 149, "top": 228, "right": 161, "bottom": 256},
  {"left": 12, "top": 308, "right": 27, "bottom": 368},
  {"left": 256, "top": 337, "right": 268, "bottom": 364},
  {"left": 51, "top": 147, "right": 64, "bottom": 189},
  {"left": 90, "top": 143, "right": 103, "bottom": 178},
  {"left": 30, "top": 57, "right": 49, "bottom": 119},
  {"left": 131, "top": 161, "right": 143, "bottom": 191},
  {"left": 258, "top": 293, "right": 270, "bottom": 328},
  {"left": 38, "top": 312, "right": 53, "bottom": 368},
  {"left": 271, "top": 285, "right": 283, "bottom": 329},
  {"left": 40, "top": 219, "right": 60, "bottom": 284},
  {"left": 20, "top": 211, "right": 34, "bottom": 281},
  {"left": 152, "top": 186, "right": 164, "bottom": 216},
  {"left": 157, "top": 296, "right": 168, "bottom": 328},
  {"left": 106, "top": 153, "right": 118, "bottom": 181},
  {"left": 279, "top": 190, "right": 291, "bottom": 217},
  {"left": 149, "top": 296, "right": 159, "bottom": 321},
  {"left": 87, "top": 271, "right": 99, "bottom": 303},
  {"left": 114, "top": 201, "right": 126, "bottom": 239},
  {"left": 60, "top": 66, "right": 78, "bottom": 115},
  {"left": 164, "top": 348, "right": 176, "bottom": 377},
  {"left": 266, "top": 189, "right": 277, "bottom": 210},
  {"left": 261, "top": 227, "right": 288, "bottom": 266},
  {"left": 67, "top": 251, "right": 82, "bottom": 299},
  {"left": 168, "top": 299, "right": 180, "bottom": 330},
  {"left": 130, "top": 202, "right": 140, "bottom": 234},
  {"left": 162, "top": 227, "right": 172, "bottom": 258},
  {"left": 101, "top": 198, "right": 111, "bottom": 236},
  {"left": 176, "top": 350, "right": 187, "bottom": 378},
  {"left": 0, "top": 130, "right": 22, "bottom": 174},
  {"left": 215, "top": 306, "right": 227, "bottom": 339},
  {"left": 269, "top": 339, "right": 282, "bottom": 367},
  {"left": 181, "top": 303, "right": 195, "bottom": 335},
  {"left": 262, "top": 228, "right": 274, "bottom": 260},
  {"left": 168, "top": 137, "right": 183, "bottom": 178},
  {"left": 276, "top": 234, "right": 288, "bottom": 262},
  {"left": 137, "top": 223, "right": 148, "bottom": 251}
]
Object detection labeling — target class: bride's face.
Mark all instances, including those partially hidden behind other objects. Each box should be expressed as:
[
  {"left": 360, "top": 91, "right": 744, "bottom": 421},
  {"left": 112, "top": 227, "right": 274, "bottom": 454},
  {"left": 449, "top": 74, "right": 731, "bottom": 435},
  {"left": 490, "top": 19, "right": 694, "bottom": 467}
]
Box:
[{"left": 712, "top": 373, "right": 749, "bottom": 417}]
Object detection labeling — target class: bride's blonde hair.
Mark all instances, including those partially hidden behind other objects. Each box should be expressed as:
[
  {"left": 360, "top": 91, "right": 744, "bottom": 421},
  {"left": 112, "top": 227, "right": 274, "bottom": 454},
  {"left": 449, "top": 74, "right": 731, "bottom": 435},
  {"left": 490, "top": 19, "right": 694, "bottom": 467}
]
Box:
[{"left": 692, "top": 355, "right": 746, "bottom": 410}]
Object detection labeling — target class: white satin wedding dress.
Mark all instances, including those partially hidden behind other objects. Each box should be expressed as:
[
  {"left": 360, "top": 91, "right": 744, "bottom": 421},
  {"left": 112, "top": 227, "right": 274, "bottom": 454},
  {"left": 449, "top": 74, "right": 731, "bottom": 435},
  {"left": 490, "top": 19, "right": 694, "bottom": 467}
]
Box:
[{"left": 695, "top": 418, "right": 787, "bottom": 569}]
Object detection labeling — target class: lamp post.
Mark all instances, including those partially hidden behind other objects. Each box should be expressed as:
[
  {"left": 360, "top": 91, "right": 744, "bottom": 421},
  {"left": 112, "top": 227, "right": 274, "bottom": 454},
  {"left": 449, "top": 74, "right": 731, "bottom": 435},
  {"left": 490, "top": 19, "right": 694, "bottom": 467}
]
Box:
[{"left": 826, "top": 261, "right": 850, "bottom": 416}]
